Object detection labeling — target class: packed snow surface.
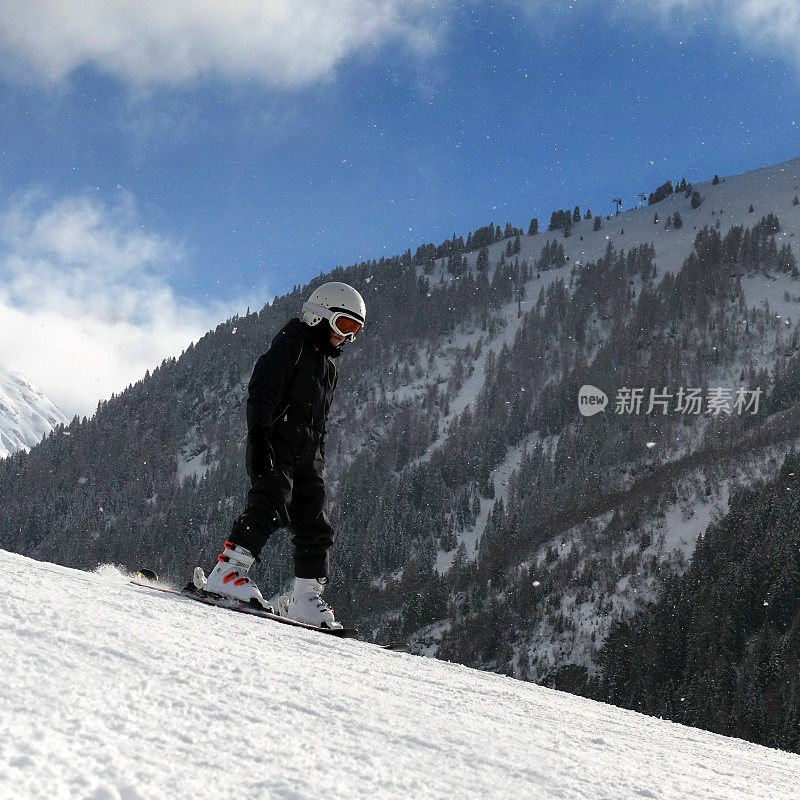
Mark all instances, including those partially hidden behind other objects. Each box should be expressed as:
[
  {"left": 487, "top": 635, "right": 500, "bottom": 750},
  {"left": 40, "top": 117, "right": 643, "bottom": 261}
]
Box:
[{"left": 2, "top": 550, "right": 799, "bottom": 800}]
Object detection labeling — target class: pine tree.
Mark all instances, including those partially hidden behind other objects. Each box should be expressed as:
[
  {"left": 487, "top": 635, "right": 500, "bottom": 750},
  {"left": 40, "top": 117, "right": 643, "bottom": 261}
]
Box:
[{"left": 648, "top": 181, "right": 673, "bottom": 205}]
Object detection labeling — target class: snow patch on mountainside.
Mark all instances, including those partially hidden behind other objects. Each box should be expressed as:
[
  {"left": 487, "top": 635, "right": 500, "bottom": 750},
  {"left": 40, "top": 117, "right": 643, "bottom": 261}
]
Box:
[
  {"left": 515, "top": 443, "right": 791, "bottom": 681},
  {"left": 177, "top": 425, "right": 217, "bottom": 485},
  {"left": 435, "top": 431, "right": 539, "bottom": 574},
  {"left": 659, "top": 481, "right": 732, "bottom": 556}
]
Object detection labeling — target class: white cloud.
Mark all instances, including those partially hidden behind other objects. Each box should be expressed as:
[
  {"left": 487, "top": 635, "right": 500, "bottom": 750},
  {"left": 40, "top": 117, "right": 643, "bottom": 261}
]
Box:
[
  {"left": 722, "top": 0, "right": 800, "bottom": 63},
  {"left": 0, "top": 192, "right": 260, "bottom": 418},
  {"left": 512, "top": 0, "right": 800, "bottom": 72},
  {"left": 638, "top": 0, "right": 800, "bottom": 71},
  {"left": 1, "top": 0, "right": 795, "bottom": 91},
  {"left": 0, "top": 0, "right": 447, "bottom": 89}
]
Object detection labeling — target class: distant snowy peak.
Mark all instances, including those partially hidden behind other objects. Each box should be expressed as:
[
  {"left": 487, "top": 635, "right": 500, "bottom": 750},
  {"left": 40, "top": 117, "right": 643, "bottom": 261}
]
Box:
[{"left": 0, "top": 370, "right": 67, "bottom": 459}]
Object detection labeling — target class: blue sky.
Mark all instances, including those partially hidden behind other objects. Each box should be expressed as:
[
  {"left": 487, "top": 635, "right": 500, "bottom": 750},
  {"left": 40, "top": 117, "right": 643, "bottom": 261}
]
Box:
[{"left": 0, "top": 0, "right": 798, "bottom": 414}]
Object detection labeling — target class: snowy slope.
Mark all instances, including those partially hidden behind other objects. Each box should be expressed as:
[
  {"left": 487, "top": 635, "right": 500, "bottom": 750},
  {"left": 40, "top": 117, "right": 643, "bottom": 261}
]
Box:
[
  {"left": 2, "top": 549, "right": 799, "bottom": 800},
  {"left": 435, "top": 155, "right": 800, "bottom": 288},
  {"left": 0, "top": 368, "right": 66, "bottom": 459}
]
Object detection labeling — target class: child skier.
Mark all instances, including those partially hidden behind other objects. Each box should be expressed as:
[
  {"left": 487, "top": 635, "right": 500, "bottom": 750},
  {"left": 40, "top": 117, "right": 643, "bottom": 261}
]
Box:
[{"left": 202, "top": 282, "right": 366, "bottom": 628}]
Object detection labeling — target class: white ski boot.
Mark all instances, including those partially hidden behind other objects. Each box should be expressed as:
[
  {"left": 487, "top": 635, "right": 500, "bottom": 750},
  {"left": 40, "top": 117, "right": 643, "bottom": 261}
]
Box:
[
  {"left": 199, "top": 541, "right": 272, "bottom": 611},
  {"left": 282, "top": 577, "right": 341, "bottom": 629}
]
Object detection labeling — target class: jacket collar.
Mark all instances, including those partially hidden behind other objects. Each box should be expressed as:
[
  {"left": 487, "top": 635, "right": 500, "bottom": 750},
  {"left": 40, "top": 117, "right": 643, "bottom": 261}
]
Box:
[{"left": 275, "top": 317, "right": 342, "bottom": 359}]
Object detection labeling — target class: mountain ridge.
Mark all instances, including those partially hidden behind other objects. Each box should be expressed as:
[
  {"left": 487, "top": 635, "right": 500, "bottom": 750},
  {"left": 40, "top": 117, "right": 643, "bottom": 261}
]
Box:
[{"left": 0, "top": 367, "right": 67, "bottom": 459}]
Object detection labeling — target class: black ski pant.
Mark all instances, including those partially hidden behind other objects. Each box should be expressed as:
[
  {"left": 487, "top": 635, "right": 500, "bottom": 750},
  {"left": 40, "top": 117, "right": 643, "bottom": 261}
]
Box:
[{"left": 230, "top": 442, "right": 334, "bottom": 579}]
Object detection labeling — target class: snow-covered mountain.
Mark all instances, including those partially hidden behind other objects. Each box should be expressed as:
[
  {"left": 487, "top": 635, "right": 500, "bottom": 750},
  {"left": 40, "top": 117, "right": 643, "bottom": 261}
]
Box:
[
  {"left": 3, "top": 547, "right": 799, "bottom": 800},
  {"left": 3, "top": 155, "right": 800, "bottom": 753},
  {"left": 0, "top": 368, "right": 66, "bottom": 459}
]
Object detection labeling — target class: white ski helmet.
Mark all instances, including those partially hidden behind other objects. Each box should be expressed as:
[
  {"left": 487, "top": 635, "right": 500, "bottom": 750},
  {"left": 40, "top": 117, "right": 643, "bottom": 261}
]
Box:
[{"left": 301, "top": 282, "right": 366, "bottom": 341}]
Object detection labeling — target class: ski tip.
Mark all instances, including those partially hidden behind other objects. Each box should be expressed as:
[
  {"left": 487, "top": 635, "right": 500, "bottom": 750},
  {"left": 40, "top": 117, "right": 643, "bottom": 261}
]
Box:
[
  {"left": 330, "top": 627, "right": 360, "bottom": 638},
  {"left": 134, "top": 568, "right": 159, "bottom": 582}
]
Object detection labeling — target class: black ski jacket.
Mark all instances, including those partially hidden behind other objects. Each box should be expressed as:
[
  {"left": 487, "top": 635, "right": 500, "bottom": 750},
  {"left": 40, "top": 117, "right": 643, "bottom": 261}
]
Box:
[{"left": 246, "top": 318, "right": 340, "bottom": 466}]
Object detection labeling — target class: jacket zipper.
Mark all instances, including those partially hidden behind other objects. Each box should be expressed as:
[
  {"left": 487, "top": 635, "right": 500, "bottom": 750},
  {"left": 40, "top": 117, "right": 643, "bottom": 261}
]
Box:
[{"left": 275, "top": 342, "right": 305, "bottom": 424}]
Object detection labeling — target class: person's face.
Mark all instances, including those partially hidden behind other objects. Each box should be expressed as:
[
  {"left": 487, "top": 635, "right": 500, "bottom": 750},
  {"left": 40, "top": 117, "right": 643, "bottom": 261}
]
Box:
[{"left": 330, "top": 331, "right": 346, "bottom": 347}]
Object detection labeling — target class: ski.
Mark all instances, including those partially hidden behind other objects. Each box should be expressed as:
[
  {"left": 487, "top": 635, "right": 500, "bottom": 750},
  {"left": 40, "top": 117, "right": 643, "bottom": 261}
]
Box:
[
  {"left": 130, "top": 572, "right": 407, "bottom": 650},
  {"left": 130, "top": 578, "right": 358, "bottom": 637}
]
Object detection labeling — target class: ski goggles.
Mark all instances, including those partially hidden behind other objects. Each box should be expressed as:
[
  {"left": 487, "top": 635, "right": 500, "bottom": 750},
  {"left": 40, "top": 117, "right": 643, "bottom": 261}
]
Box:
[{"left": 303, "top": 301, "right": 364, "bottom": 341}]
